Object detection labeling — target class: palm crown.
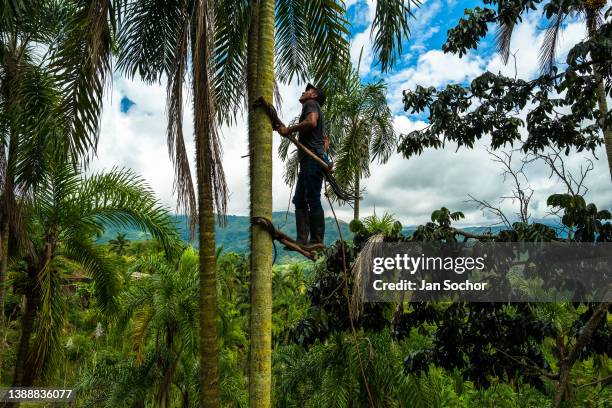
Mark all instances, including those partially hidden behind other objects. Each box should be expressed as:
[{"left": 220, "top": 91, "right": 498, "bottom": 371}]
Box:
[{"left": 16, "top": 162, "right": 179, "bottom": 384}]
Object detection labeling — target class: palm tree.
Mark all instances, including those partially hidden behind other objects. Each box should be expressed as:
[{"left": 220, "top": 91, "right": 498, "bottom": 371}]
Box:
[
  {"left": 273, "top": 330, "right": 429, "bottom": 407},
  {"left": 495, "top": 0, "right": 612, "bottom": 179},
  {"left": 0, "top": 0, "right": 107, "bottom": 375},
  {"left": 9, "top": 162, "right": 179, "bottom": 391},
  {"left": 245, "top": 3, "right": 275, "bottom": 405},
  {"left": 108, "top": 233, "right": 130, "bottom": 256},
  {"left": 104, "top": 249, "right": 200, "bottom": 407},
  {"left": 78, "top": 247, "right": 249, "bottom": 408},
  {"left": 117, "top": 1, "right": 228, "bottom": 405},
  {"left": 117, "top": 0, "right": 418, "bottom": 403},
  {"left": 236, "top": 2, "right": 418, "bottom": 404},
  {"left": 319, "top": 66, "right": 396, "bottom": 221}
]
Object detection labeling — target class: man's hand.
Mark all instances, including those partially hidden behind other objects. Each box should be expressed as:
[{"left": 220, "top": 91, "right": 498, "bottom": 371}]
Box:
[
  {"left": 279, "top": 112, "right": 318, "bottom": 136},
  {"left": 278, "top": 125, "right": 292, "bottom": 136}
]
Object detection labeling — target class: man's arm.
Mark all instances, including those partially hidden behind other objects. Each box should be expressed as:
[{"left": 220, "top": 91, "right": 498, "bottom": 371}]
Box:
[{"left": 278, "top": 111, "right": 318, "bottom": 136}]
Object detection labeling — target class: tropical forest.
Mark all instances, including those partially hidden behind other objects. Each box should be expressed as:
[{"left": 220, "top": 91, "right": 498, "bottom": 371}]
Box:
[{"left": 0, "top": 0, "right": 610, "bottom": 407}]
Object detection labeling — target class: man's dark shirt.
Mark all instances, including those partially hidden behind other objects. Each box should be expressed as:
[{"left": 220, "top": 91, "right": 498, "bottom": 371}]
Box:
[{"left": 297, "top": 99, "right": 324, "bottom": 161}]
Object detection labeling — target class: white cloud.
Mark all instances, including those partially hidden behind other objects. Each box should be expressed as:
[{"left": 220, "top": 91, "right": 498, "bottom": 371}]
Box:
[
  {"left": 351, "top": 30, "right": 375, "bottom": 76},
  {"left": 91, "top": 75, "right": 177, "bottom": 210},
  {"left": 386, "top": 49, "right": 484, "bottom": 112},
  {"left": 407, "top": 2, "right": 441, "bottom": 53},
  {"left": 348, "top": 0, "right": 377, "bottom": 76},
  {"left": 91, "top": 75, "right": 320, "bottom": 218}
]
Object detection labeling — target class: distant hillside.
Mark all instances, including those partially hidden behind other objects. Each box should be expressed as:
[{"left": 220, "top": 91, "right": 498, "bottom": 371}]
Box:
[
  {"left": 100, "top": 214, "right": 569, "bottom": 260},
  {"left": 98, "top": 212, "right": 352, "bottom": 260},
  {"left": 402, "top": 218, "right": 567, "bottom": 238}
]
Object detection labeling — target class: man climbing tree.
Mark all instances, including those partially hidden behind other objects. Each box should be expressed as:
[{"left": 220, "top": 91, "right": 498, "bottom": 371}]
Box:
[{"left": 278, "top": 84, "right": 328, "bottom": 251}]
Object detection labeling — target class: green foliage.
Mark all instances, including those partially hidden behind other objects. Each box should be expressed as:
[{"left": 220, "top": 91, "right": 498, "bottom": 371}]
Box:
[
  {"left": 212, "top": 0, "right": 352, "bottom": 121},
  {"left": 442, "top": 6, "right": 497, "bottom": 57},
  {"left": 274, "top": 330, "right": 420, "bottom": 407},
  {"left": 108, "top": 233, "right": 131, "bottom": 256},
  {"left": 289, "top": 197, "right": 610, "bottom": 407},
  {"left": 430, "top": 207, "right": 465, "bottom": 227},
  {"left": 49, "top": 0, "right": 115, "bottom": 163},
  {"left": 325, "top": 65, "right": 396, "bottom": 199},
  {"left": 399, "top": 2, "right": 611, "bottom": 160},
  {"left": 547, "top": 194, "right": 612, "bottom": 241},
  {"left": 275, "top": 0, "right": 351, "bottom": 87},
  {"left": 371, "top": 0, "right": 419, "bottom": 72},
  {"left": 362, "top": 211, "right": 403, "bottom": 236},
  {"left": 3, "top": 3, "right": 611, "bottom": 407},
  {"left": 11, "top": 163, "right": 181, "bottom": 384}
]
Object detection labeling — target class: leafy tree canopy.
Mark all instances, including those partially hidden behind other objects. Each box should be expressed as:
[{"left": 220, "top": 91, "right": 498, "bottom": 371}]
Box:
[{"left": 398, "top": 2, "right": 611, "bottom": 160}]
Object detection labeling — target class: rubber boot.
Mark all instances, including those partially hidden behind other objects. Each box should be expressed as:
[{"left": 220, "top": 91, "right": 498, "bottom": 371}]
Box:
[
  {"left": 295, "top": 208, "right": 310, "bottom": 245},
  {"left": 305, "top": 208, "right": 325, "bottom": 252}
]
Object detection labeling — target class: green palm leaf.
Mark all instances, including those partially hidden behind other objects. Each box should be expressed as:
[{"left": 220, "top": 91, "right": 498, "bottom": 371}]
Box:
[
  {"left": 50, "top": 0, "right": 115, "bottom": 164},
  {"left": 116, "top": 0, "right": 184, "bottom": 83},
  {"left": 371, "top": 0, "right": 418, "bottom": 72}
]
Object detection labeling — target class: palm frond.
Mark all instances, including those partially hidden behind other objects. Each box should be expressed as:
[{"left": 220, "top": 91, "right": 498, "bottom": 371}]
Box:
[
  {"left": 283, "top": 148, "right": 299, "bottom": 187},
  {"left": 494, "top": 0, "right": 525, "bottom": 64},
  {"left": 165, "top": 1, "right": 198, "bottom": 238},
  {"left": 539, "top": 10, "right": 565, "bottom": 75},
  {"left": 14, "top": 61, "right": 64, "bottom": 191},
  {"left": 65, "top": 167, "right": 181, "bottom": 257},
  {"left": 275, "top": 0, "right": 308, "bottom": 84},
  {"left": 62, "top": 236, "right": 120, "bottom": 313},
  {"left": 304, "top": 0, "right": 351, "bottom": 88},
  {"left": 116, "top": 0, "right": 184, "bottom": 83},
  {"left": 212, "top": 0, "right": 249, "bottom": 122},
  {"left": 50, "top": 0, "right": 115, "bottom": 164},
  {"left": 371, "top": 0, "right": 418, "bottom": 72},
  {"left": 192, "top": 0, "right": 228, "bottom": 222},
  {"left": 28, "top": 260, "right": 66, "bottom": 382},
  {"left": 334, "top": 122, "right": 369, "bottom": 186}
]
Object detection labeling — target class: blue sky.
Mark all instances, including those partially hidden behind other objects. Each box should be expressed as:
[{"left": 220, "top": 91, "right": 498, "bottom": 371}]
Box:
[
  {"left": 347, "top": 0, "right": 494, "bottom": 79},
  {"left": 94, "top": 0, "right": 611, "bottom": 227}
]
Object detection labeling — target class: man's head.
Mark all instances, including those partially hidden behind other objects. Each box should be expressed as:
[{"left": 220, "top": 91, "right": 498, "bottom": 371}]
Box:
[{"left": 299, "top": 83, "right": 325, "bottom": 106}]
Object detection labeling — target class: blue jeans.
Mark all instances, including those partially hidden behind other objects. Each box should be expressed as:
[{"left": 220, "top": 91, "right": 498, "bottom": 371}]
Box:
[{"left": 293, "top": 158, "right": 325, "bottom": 211}]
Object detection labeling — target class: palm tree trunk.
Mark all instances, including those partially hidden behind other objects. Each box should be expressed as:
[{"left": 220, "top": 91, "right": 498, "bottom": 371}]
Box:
[
  {"left": 353, "top": 170, "right": 360, "bottom": 221},
  {"left": 0, "top": 51, "right": 18, "bottom": 380},
  {"left": 247, "top": 0, "right": 275, "bottom": 406},
  {"left": 9, "top": 268, "right": 37, "bottom": 395},
  {"left": 193, "top": 1, "right": 220, "bottom": 406},
  {"left": 0, "top": 217, "right": 8, "bottom": 375},
  {"left": 586, "top": 8, "right": 612, "bottom": 181}
]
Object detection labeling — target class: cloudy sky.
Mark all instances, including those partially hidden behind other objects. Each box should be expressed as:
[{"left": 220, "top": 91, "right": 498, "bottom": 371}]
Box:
[{"left": 90, "top": 0, "right": 612, "bottom": 228}]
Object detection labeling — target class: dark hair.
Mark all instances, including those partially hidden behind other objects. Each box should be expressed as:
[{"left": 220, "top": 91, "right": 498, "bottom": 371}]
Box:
[{"left": 305, "top": 83, "right": 326, "bottom": 106}]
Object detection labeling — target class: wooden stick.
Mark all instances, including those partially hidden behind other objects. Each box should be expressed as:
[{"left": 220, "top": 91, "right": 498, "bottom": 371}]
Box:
[
  {"left": 250, "top": 216, "right": 316, "bottom": 260},
  {"left": 283, "top": 134, "right": 332, "bottom": 173}
]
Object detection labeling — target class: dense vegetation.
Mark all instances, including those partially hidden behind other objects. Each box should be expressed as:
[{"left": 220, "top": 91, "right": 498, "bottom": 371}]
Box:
[
  {"left": 0, "top": 0, "right": 610, "bottom": 407},
  {"left": 1, "top": 207, "right": 610, "bottom": 407}
]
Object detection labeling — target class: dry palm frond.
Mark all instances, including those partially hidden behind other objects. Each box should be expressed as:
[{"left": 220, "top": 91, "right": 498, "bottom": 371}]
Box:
[
  {"left": 166, "top": 2, "right": 197, "bottom": 238},
  {"left": 539, "top": 11, "right": 566, "bottom": 75},
  {"left": 131, "top": 306, "right": 154, "bottom": 364},
  {"left": 350, "top": 233, "right": 385, "bottom": 319},
  {"left": 494, "top": 0, "right": 524, "bottom": 65},
  {"left": 193, "top": 0, "right": 228, "bottom": 226}
]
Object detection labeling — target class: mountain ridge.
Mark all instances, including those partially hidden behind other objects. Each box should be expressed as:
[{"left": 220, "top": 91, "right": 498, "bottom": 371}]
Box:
[
  {"left": 99, "top": 212, "right": 352, "bottom": 260},
  {"left": 99, "top": 213, "right": 568, "bottom": 257}
]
